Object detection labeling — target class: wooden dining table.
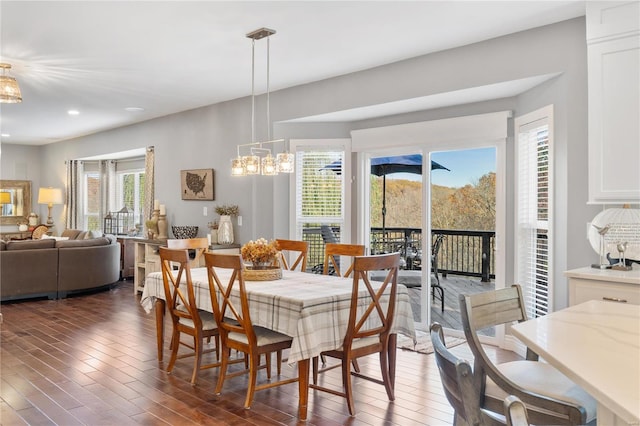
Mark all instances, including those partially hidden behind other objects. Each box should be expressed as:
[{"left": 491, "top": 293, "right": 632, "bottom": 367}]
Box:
[
  {"left": 139, "top": 267, "right": 416, "bottom": 420},
  {"left": 511, "top": 300, "right": 640, "bottom": 426}
]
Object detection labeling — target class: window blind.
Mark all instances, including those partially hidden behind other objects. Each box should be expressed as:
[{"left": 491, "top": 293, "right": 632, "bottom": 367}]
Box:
[
  {"left": 295, "top": 150, "right": 345, "bottom": 238},
  {"left": 516, "top": 109, "right": 552, "bottom": 319}
]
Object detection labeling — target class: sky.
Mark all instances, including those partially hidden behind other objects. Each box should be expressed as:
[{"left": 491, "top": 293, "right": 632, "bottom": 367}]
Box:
[{"left": 387, "top": 147, "right": 496, "bottom": 188}]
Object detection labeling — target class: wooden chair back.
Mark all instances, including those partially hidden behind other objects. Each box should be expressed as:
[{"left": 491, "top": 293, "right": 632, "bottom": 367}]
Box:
[
  {"left": 346, "top": 252, "right": 399, "bottom": 350},
  {"left": 167, "top": 237, "right": 209, "bottom": 268},
  {"left": 323, "top": 243, "right": 365, "bottom": 277},
  {"left": 275, "top": 239, "right": 309, "bottom": 272},
  {"left": 460, "top": 285, "right": 590, "bottom": 425},
  {"left": 203, "top": 253, "right": 253, "bottom": 342},
  {"left": 159, "top": 247, "right": 202, "bottom": 330}
]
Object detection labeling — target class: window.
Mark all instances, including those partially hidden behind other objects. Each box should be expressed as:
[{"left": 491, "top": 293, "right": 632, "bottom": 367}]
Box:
[
  {"left": 81, "top": 159, "right": 145, "bottom": 232},
  {"left": 115, "top": 170, "right": 145, "bottom": 227},
  {"left": 291, "top": 139, "right": 351, "bottom": 270},
  {"left": 515, "top": 105, "right": 553, "bottom": 318},
  {"left": 84, "top": 171, "right": 100, "bottom": 231}
]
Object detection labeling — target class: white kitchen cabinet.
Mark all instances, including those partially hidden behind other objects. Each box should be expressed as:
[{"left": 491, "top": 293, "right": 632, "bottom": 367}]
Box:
[
  {"left": 586, "top": 2, "right": 640, "bottom": 204},
  {"left": 565, "top": 266, "right": 640, "bottom": 306}
]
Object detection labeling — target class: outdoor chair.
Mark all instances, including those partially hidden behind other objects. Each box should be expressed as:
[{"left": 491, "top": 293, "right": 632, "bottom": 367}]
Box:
[
  {"left": 459, "top": 285, "right": 596, "bottom": 425},
  {"left": 159, "top": 247, "right": 219, "bottom": 385},
  {"left": 311, "top": 252, "right": 400, "bottom": 416},
  {"left": 431, "top": 234, "right": 445, "bottom": 312},
  {"left": 204, "top": 252, "right": 298, "bottom": 409}
]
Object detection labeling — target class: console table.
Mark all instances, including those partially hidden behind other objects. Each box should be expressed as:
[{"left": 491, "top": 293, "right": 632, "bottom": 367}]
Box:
[
  {"left": 565, "top": 266, "right": 640, "bottom": 306},
  {"left": 133, "top": 239, "right": 240, "bottom": 294}
]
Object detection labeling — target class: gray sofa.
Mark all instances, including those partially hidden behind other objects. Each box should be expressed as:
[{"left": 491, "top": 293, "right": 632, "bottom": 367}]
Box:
[{"left": 0, "top": 231, "right": 120, "bottom": 301}]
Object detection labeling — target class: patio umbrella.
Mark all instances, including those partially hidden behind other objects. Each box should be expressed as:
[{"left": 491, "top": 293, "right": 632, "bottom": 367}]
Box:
[{"left": 323, "top": 154, "right": 450, "bottom": 233}]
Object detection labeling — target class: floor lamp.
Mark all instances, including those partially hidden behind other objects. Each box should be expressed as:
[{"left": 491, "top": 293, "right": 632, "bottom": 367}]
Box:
[{"left": 38, "top": 187, "right": 63, "bottom": 226}]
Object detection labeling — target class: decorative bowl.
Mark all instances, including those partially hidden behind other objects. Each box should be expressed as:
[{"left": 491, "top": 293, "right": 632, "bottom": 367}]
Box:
[{"left": 171, "top": 225, "right": 198, "bottom": 239}]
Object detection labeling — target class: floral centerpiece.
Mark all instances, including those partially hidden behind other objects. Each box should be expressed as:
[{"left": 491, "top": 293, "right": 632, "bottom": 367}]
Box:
[{"left": 241, "top": 238, "right": 280, "bottom": 269}]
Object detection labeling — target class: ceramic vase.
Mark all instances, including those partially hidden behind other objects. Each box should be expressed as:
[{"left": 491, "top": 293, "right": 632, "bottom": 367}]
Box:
[{"left": 217, "top": 215, "right": 234, "bottom": 244}]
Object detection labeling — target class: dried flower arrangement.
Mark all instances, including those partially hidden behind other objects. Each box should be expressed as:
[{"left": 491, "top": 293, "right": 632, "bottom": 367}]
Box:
[
  {"left": 215, "top": 204, "right": 239, "bottom": 216},
  {"left": 241, "top": 238, "right": 280, "bottom": 265}
]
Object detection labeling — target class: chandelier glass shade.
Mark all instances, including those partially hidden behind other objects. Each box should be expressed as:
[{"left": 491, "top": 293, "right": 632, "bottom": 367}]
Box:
[
  {"left": 0, "top": 63, "right": 22, "bottom": 104},
  {"left": 230, "top": 27, "right": 294, "bottom": 177}
]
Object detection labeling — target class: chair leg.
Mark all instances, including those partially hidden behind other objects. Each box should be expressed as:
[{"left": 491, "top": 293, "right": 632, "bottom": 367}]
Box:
[
  {"left": 265, "top": 352, "right": 272, "bottom": 379},
  {"left": 343, "top": 357, "right": 356, "bottom": 416},
  {"left": 312, "top": 356, "right": 319, "bottom": 384},
  {"left": 191, "top": 334, "right": 203, "bottom": 386},
  {"left": 379, "top": 349, "right": 394, "bottom": 401},
  {"left": 166, "top": 328, "right": 180, "bottom": 374},
  {"left": 244, "top": 352, "right": 260, "bottom": 409},
  {"left": 215, "top": 347, "right": 230, "bottom": 395},
  {"left": 276, "top": 350, "right": 283, "bottom": 375}
]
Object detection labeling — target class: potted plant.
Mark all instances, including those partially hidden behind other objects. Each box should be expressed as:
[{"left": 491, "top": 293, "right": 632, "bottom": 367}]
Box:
[{"left": 215, "top": 204, "right": 239, "bottom": 244}]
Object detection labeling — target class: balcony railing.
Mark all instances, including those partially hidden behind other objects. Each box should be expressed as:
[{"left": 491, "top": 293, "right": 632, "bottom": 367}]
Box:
[{"left": 301, "top": 226, "right": 496, "bottom": 282}]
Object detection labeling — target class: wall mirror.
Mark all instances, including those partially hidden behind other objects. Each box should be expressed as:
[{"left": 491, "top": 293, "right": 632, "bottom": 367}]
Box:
[{"left": 0, "top": 180, "right": 32, "bottom": 225}]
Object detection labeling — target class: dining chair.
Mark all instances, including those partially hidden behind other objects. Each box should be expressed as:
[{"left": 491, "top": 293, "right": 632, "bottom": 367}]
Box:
[
  {"left": 204, "top": 252, "right": 298, "bottom": 409},
  {"left": 322, "top": 243, "right": 365, "bottom": 277},
  {"left": 311, "top": 252, "right": 400, "bottom": 416},
  {"left": 159, "top": 247, "right": 219, "bottom": 385},
  {"left": 459, "top": 285, "right": 597, "bottom": 425},
  {"left": 430, "top": 322, "right": 505, "bottom": 426},
  {"left": 167, "top": 237, "right": 209, "bottom": 268},
  {"left": 275, "top": 239, "right": 309, "bottom": 272}
]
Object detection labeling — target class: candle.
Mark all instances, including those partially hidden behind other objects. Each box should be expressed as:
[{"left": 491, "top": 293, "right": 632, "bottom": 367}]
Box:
[
  {"left": 159, "top": 204, "right": 166, "bottom": 215},
  {"left": 207, "top": 234, "right": 212, "bottom": 245},
  {"left": 154, "top": 199, "right": 159, "bottom": 210}
]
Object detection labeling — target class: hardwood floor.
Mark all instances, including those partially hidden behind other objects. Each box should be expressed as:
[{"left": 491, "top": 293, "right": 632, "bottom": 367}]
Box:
[{"left": 1, "top": 281, "right": 520, "bottom": 425}]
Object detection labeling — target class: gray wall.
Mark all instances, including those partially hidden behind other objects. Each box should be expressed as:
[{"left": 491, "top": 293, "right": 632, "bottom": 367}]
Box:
[{"left": 2, "top": 17, "right": 601, "bottom": 309}]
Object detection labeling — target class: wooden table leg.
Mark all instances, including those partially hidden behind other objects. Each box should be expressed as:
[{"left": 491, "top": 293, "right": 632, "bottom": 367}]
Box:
[
  {"left": 155, "top": 298, "right": 165, "bottom": 361},
  {"left": 388, "top": 333, "right": 397, "bottom": 390},
  {"left": 297, "top": 358, "right": 310, "bottom": 421}
]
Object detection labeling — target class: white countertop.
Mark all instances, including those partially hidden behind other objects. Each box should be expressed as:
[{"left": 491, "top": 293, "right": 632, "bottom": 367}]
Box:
[
  {"left": 511, "top": 300, "right": 640, "bottom": 425},
  {"left": 565, "top": 266, "right": 640, "bottom": 285}
]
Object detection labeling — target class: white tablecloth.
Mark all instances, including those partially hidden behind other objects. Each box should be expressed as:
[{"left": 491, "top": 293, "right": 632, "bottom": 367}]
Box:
[{"left": 140, "top": 268, "right": 416, "bottom": 364}]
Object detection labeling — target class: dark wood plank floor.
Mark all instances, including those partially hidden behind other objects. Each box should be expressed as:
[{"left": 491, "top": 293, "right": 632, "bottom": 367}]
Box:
[{"left": 1, "top": 281, "right": 519, "bottom": 425}]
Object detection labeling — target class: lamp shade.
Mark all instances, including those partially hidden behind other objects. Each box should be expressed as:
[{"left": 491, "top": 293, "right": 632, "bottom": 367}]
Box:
[
  {"left": 0, "top": 63, "right": 22, "bottom": 104},
  {"left": 0, "top": 191, "right": 11, "bottom": 204},
  {"left": 38, "top": 187, "right": 64, "bottom": 205}
]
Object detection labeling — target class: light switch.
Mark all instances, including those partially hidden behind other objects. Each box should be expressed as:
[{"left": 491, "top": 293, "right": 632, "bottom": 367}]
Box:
[
  {"left": 237, "top": 215, "right": 242, "bottom": 226},
  {"left": 203, "top": 207, "right": 208, "bottom": 216}
]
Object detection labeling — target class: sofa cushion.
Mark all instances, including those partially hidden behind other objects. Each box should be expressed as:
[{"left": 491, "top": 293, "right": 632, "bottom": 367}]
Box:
[
  {"left": 6, "top": 239, "right": 56, "bottom": 250},
  {"left": 89, "top": 230, "right": 103, "bottom": 239},
  {"left": 61, "top": 229, "right": 83, "bottom": 240},
  {"left": 0, "top": 241, "right": 5, "bottom": 251},
  {"left": 56, "top": 237, "right": 110, "bottom": 248}
]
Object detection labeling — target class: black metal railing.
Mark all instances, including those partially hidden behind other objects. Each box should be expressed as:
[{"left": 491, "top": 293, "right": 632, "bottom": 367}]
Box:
[{"left": 301, "top": 226, "right": 495, "bottom": 281}]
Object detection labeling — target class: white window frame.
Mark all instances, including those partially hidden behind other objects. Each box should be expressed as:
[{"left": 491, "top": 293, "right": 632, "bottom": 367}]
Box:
[
  {"left": 514, "top": 105, "right": 554, "bottom": 318},
  {"left": 289, "top": 138, "right": 352, "bottom": 242},
  {"left": 115, "top": 169, "right": 145, "bottom": 227}
]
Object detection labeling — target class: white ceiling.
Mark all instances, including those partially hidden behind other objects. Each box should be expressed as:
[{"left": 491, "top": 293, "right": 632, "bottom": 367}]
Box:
[{"left": 0, "top": 1, "right": 586, "bottom": 146}]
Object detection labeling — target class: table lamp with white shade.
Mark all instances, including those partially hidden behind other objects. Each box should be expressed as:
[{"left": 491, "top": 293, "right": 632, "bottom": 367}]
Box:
[{"left": 38, "top": 187, "right": 63, "bottom": 226}]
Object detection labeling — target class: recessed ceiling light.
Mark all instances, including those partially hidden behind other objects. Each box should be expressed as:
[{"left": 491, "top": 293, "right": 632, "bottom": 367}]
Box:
[
  {"left": 1, "top": 133, "right": 10, "bottom": 137},
  {"left": 68, "top": 109, "right": 80, "bottom": 115},
  {"left": 125, "top": 107, "right": 145, "bottom": 112}
]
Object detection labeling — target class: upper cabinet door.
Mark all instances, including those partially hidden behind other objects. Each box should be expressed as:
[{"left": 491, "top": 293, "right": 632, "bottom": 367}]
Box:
[{"left": 587, "top": 2, "right": 640, "bottom": 204}]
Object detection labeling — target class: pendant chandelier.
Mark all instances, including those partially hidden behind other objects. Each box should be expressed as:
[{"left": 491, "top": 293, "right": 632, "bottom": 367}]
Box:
[
  {"left": 231, "top": 27, "right": 294, "bottom": 177},
  {"left": 0, "top": 63, "right": 22, "bottom": 103}
]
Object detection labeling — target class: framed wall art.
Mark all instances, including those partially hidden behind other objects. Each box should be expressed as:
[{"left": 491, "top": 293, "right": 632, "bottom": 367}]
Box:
[{"left": 180, "top": 169, "right": 214, "bottom": 200}]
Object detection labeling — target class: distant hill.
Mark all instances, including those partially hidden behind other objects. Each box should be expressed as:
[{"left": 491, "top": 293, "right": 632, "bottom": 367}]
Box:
[{"left": 369, "top": 173, "right": 495, "bottom": 231}]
